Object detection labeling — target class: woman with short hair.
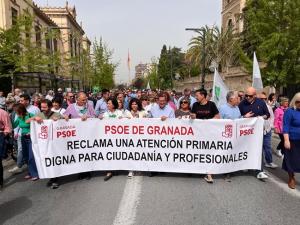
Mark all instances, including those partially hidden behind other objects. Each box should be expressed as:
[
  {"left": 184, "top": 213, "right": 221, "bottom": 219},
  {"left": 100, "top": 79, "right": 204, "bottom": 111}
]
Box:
[
  {"left": 102, "top": 97, "right": 123, "bottom": 181},
  {"left": 282, "top": 93, "right": 300, "bottom": 189},
  {"left": 274, "top": 97, "right": 289, "bottom": 157}
]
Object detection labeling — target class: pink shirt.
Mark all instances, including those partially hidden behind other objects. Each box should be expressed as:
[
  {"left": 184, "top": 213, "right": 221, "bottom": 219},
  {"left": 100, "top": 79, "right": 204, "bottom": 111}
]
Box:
[
  {"left": 0, "top": 109, "right": 12, "bottom": 133},
  {"left": 274, "top": 106, "right": 287, "bottom": 133}
]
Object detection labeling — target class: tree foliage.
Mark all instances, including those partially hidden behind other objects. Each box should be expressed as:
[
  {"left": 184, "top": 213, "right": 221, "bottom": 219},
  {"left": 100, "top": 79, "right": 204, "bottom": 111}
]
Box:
[
  {"left": 0, "top": 12, "right": 61, "bottom": 75},
  {"left": 91, "top": 38, "right": 117, "bottom": 89},
  {"left": 186, "top": 25, "right": 239, "bottom": 72},
  {"left": 157, "top": 45, "right": 186, "bottom": 89},
  {"left": 241, "top": 0, "right": 300, "bottom": 87}
]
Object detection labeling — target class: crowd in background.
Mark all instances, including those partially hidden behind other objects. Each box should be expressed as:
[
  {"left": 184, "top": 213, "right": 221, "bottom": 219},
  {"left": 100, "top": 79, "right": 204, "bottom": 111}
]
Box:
[{"left": 0, "top": 86, "right": 299, "bottom": 191}]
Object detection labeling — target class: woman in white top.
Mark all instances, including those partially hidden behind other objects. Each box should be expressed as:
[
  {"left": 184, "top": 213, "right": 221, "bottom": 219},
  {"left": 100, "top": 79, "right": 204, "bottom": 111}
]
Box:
[
  {"left": 101, "top": 97, "right": 122, "bottom": 181},
  {"left": 128, "top": 98, "right": 148, "bottom": 119},
  {"left": 127, "top": 98, "right": 147, "bottom": 178},
  {"left": 51, "top": 97, "right": 66, "bottom": 115},
  {"left": 117, "top": 99, "right": 131, "bottom": 118}
]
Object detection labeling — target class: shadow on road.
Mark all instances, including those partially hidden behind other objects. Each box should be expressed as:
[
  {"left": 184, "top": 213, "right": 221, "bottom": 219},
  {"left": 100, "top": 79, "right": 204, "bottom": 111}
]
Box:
[{"left": 0, "top": 196, "right": 32, "bottom": 224}]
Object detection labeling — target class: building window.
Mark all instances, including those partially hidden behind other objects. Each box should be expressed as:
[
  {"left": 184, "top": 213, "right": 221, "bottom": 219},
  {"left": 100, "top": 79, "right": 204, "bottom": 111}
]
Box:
[
  {"left": 11, "top": 8, "right": 18, "bottom": 25},
  {"left": 53, "top": 39, "right": 58, "bottom": 52},
  {"left": 74, "top": 38, "right": 77, "bottom": 56},
  {"left": 228, "top": 19, "right": 233, "bottom": 29},
  {"left": 45, "top": 32, "right": 51, "bottom": 51},
  {"left": 35, "top": 26, "right": 41, "bottom": 47},
  {"left": 70, "top": 34, "right": 74, "bottom": 57}
]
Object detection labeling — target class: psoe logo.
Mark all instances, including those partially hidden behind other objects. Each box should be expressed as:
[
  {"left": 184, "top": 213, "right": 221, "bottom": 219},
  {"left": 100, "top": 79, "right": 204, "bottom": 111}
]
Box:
[
  {"left": 56, "top": 129, "right": 76, "bottom": 138},
  {"left": 222, "top": 124, "right": 233, "bottom": 138},
  {"left": 240, "top": 128, "right": 254, "bottom": 136},
  {"left": 38, "top": 125, "right": 48, "bottom": 139}
]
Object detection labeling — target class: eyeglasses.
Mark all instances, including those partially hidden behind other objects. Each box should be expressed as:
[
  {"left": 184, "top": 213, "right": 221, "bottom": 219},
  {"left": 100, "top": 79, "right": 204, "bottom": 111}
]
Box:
[
  {"left": 245, "top": 94, "right": 254, "bottom": 98},
  {"left": 181, "top": 101, "right": 189, "bottom": 104},
  {"left": 295, "top": 100, "right": 300, "bottom": 104},
  {"left": 260, "top": 98, "right": 267, "bottom": 100}
]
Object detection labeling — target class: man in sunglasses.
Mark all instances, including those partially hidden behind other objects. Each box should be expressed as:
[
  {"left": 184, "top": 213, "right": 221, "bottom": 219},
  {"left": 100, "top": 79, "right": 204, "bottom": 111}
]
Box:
[{"left": 238, "top": 87, "right": 270, "bottom": 180}]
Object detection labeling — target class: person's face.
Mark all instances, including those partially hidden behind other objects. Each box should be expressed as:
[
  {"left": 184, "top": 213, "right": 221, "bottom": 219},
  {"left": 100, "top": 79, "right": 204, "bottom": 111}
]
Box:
[
  {"left": 259, "top": 94, "right": 267, "bottom": 102},
  {"left": 20, "top": 97, "right": 29, "bottom": 107},
  {"left": 142, "top": 100, "right": 148, "bottom": 107},
  {"left": 103, "top": 92, "right": 110, "bottom": 100},
  {"left": 67, "top": 93, "right": 74, "bottom": 101},
  {"left": 180, "top": 100, "right": 189, "bottom": 109},
  {"left": 77, "top": 95, "right": 87, "bottom": 106},
  {"left": 6, "top": 102, "right": 14, "bottom": 110},
  {"left": 14, "top": 89, "right": 20, "bottom": 96},
  {"left": 137, "top": 91, "right": 142, "bottom": 99},
  {"left": 107, "top": 100, "right": 114, "bottom": 111},
  {"left": 195, "top": 92, "right": 205, "bottom": 102},
  {"left": 238, "top": 92, "right": 244, "bottom": 100},
  {"left": 41, "top": 103, "right": 50, "bottom": 113},
  {"left": 184, "top": 91, "right": 190, "bottom": 97},
  {"left": 117, "top": 100, "right": 123, "bottom": 109},
  {"left": 245, "top": 91, "right": 256, "bottom": 103},
  {"left": 158, "top": 97, "right": 167, "bottom": 108},
  {"left": 117, "top": 94, "right": 124, "bottom": 102},
  {"left": 295, "top": 99, "right": 300, "bottom": 109},
  {"left": 52, "top": 102, "right": 60, "bottom": 110},
  {"left": 281, "top": 101, "right": 289, "bottom": 108},
  {"left": 131, "top": 102, "right": 138, "bottom": 112},
  {"left": 0, "top": 92, "right": 3, "bottom": 97},
  {"left": 34, "top": 96, "right": 40, "bottom": 103},
  {"left": 229, "top": 96, "right": 239, "bottom": 106}
]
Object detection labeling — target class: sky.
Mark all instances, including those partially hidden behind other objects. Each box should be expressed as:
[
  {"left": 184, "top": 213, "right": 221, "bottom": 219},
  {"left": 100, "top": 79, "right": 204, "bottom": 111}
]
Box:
[{"left": 34, "top": 0, "right": 221, "bottom": 84}]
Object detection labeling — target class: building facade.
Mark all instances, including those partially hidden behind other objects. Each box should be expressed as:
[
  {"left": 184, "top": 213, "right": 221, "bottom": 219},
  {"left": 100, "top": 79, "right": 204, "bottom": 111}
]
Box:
[
  {"left": 0, "top": 0, "right": 90, "bottom": 81},
  {"left": 135, "top": 63, "right": 155, "bottom": 79},
  {"left": 221, "top": 0, "right": 246, "bottom": 33}
]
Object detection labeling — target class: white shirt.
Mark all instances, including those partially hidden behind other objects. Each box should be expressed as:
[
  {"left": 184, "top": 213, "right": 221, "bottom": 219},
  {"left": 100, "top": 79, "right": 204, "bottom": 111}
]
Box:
[
  {"left": 52, "top": 107, "right": 66, "bottom": 115},
  {"left": 103, "top": 110, "right": 123, "bottom": 119}
]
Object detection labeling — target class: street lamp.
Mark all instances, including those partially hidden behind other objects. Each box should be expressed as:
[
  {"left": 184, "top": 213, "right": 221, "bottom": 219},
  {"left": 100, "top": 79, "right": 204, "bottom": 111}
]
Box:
[{"left": 185, "top": 28, "right": 207, "bottom": 89}]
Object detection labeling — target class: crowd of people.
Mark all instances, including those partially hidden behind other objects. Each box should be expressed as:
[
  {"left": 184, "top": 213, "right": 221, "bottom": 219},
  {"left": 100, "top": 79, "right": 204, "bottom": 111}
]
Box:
[{"left": 0, "top": 87, "right": 299, "bottom": 190}]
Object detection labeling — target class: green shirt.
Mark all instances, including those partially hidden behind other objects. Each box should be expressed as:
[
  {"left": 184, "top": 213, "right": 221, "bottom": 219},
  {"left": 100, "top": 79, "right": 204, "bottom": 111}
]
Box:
[{"left": 13, "top": 113, "right": 34, "bottom": 135}]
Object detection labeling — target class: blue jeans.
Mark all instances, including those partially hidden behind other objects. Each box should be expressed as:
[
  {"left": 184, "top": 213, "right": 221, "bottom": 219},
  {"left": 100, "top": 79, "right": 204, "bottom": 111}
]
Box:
[
  {"left": 16, "top": 135, "right": 24, "bottom": 168},
  {"left": 21, "top": 135, "right": 38, "bottom": 178},
  {"left": 263, "top": 131, "right": 273, "bottom": 164}
]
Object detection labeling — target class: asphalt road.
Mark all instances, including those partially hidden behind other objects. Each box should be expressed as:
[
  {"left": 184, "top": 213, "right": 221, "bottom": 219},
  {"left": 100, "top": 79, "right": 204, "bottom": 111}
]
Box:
[{"left": 0, "top": 136, "right": 300, "bottom": 225}]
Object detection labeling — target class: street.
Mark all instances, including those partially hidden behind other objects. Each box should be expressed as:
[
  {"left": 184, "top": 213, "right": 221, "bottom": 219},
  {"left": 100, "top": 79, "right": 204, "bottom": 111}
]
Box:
[{"left": 0, "top": 136, "right": 300, "bottom": 225}]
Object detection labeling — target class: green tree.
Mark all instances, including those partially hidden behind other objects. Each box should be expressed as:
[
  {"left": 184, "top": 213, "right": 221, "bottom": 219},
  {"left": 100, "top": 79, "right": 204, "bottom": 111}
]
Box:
[
  {"left": 186, "top": 25, "right": 239, "bottom": 73},
  {"left": 0, "top": 12, "right": 62, "bottom": 75},
  {"left": 241, "top": 0, "right": 300, "bottom": 87},
  {"left": 91, "top": 38, "right": 117, "bottom": 89},
  {"left": 157, "top": 45, "right": 186, "bottom": 89}
]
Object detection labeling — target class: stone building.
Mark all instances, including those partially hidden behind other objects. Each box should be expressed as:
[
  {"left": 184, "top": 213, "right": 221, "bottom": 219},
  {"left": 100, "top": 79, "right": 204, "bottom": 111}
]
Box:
[
  {"left": 135, "top": 63, "right": 155, "bottom": 79},
  {"left": 0, "top": 0, "right": 90, "bottom": 79},
  {"left": 175, "top": 0, "right": 252, "bottom": 92},
  {"left": 221, "top": 0, "right": 246, "bottom": 33}
]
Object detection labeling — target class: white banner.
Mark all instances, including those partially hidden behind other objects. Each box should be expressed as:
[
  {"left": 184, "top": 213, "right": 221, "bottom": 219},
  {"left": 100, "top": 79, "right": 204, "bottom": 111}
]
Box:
[
  {"left": 31, "top": 118, "right": 264, "bottom": 178},
  {"left": 212, "top": 68, "right": 229, "bottom": 108}
]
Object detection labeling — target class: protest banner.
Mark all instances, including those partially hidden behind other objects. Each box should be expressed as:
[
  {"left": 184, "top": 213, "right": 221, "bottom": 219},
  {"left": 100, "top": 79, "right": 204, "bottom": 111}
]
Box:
[{"left": 31, "top": 117, "right": 264, "bottom": 178}]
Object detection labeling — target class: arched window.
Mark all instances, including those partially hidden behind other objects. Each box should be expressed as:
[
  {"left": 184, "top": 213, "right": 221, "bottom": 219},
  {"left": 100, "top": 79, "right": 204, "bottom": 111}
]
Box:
[{"left": 227, "top": 19, "right": 233, "bottom": 29}]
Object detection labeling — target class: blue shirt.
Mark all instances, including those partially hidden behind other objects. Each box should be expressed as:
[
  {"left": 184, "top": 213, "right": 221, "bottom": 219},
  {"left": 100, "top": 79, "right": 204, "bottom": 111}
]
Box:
[
  {"left": 94, "top": 98, "right": 107, "bottom": 116},
  {"left": 220, "top": 103, "right": 241, "bottom": 119},
  {"left": 283, "top": 108, "right": 300, "bottom": 140},
  {"left": 150, "top": 104, "right": 175, "bottom": 118},
  {"left": 238, "top": 98, "right": 270, "bottom": 118}
]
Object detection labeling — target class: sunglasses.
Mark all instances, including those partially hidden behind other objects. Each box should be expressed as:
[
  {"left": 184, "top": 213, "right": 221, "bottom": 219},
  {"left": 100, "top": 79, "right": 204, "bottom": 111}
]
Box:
[
  {"left": 181, "top": 101, "right": 189, "bottom": 104},
  {"left": 260, "top": 98, "right": 267, "bottom": 100},
  {"left": 245, "top": 94, "right": 254, "bottom": 98},
  {"left": 295, "top": 101, "right": 300, "bottom": 104}
]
